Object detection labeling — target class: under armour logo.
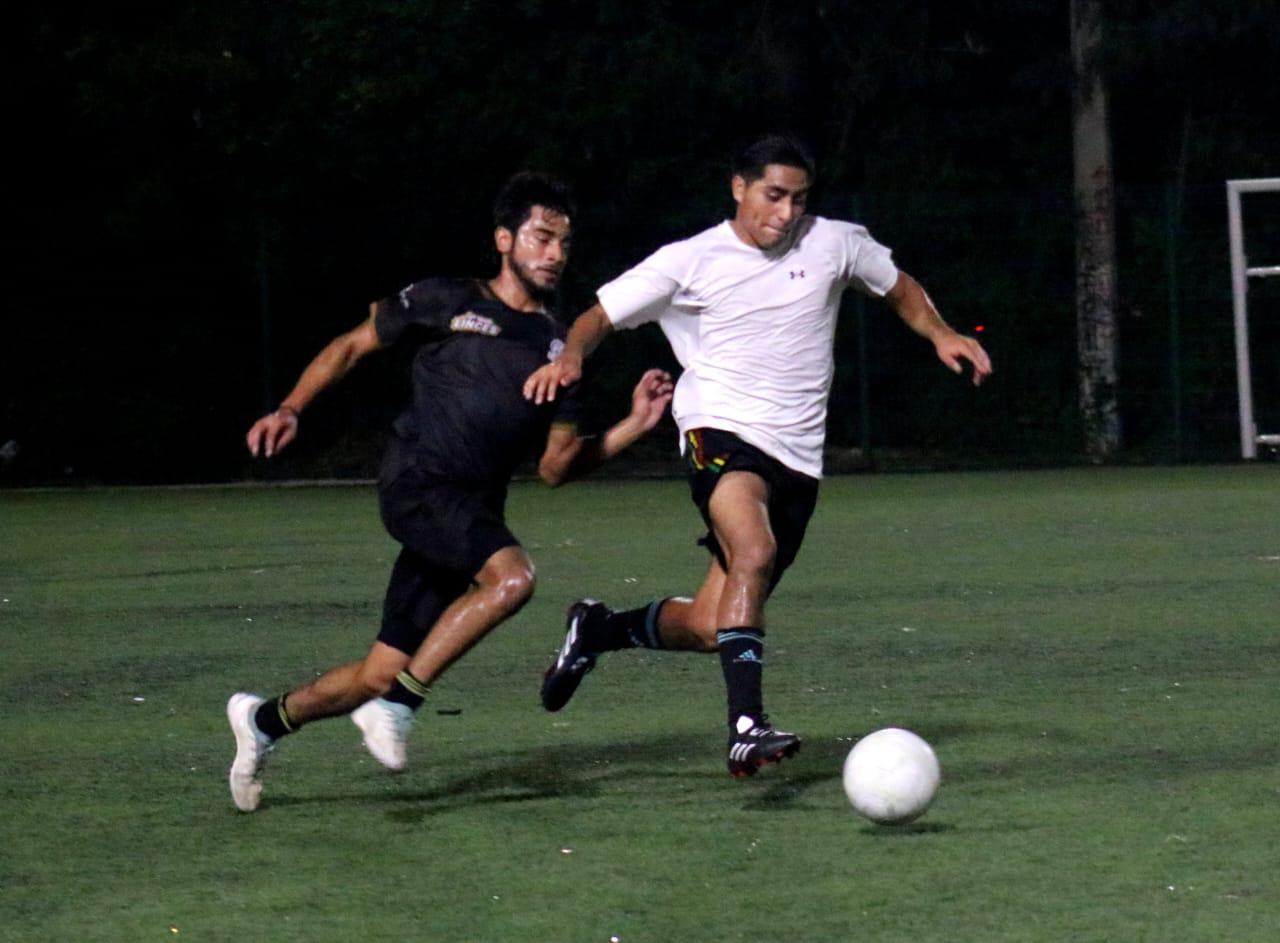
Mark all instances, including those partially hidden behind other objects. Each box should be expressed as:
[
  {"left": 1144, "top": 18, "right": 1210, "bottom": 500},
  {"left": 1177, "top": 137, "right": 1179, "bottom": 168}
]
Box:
[{"left": 789, "top": 270, "right": 805, "bottom": 279}]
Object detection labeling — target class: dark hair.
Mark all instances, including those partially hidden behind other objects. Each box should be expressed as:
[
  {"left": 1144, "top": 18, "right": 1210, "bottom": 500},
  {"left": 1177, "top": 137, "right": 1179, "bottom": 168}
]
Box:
[
  {"left": 731, "top": 134, "right": 816, "bottom": 184},
  {"left": 492, "top": 171, "right": 576, "bottom": 233}
]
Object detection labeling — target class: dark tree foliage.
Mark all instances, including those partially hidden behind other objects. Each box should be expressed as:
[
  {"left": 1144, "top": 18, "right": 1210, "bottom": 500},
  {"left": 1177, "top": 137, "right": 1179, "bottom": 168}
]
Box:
[{"left": 5, "top": 1, "right": 1278, "bottom": 482}]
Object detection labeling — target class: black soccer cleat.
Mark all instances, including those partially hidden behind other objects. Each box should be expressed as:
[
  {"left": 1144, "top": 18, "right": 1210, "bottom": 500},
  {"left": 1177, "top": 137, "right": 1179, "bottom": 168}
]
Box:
[
  {"left": 726, "top": 715, "right": 802, "bottom": 778},
  {"left": 540, "top": 599, "right": 608, "bottom": 712}
]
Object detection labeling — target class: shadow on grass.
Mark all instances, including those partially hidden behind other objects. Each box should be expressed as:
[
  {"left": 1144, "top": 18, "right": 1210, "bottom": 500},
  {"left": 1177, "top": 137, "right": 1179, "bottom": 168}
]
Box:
[
  {"left": 265, "top": 729, "right": 841, "bottom": 818},
  {"left": 257, "top": 721, "right": 928, "bottom": 816},
  {"left": 860, "top": 820, "right": 956, "bottom": 836},
  {"left": 257, "top": 713, "right": 1280, "bottom": 821},
  {"left": 264, "top": 723, "right": 961, "bottom": 818}
]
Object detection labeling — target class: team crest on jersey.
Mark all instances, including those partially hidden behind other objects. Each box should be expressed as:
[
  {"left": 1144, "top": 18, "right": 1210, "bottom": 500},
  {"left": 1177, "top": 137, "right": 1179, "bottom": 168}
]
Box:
[
  {"left": 450, "top": 312, "right": 502, "bottom": 336},
  {"left": 548, "top": 339, "right": 565, "bottom": 362}
]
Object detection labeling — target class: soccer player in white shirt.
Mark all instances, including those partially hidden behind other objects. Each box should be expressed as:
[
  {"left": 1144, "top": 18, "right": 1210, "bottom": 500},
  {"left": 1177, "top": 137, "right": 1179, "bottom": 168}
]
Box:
[{"left": 525, "top": 135, "right": 991, "bottom": 777}]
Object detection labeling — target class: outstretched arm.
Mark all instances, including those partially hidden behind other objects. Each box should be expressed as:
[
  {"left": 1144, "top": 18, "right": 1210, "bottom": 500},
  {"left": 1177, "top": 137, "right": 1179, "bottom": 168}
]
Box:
[
  {"left": 523, "top": 303, "right": 614, "bottom": 404},
  {"left": 246, "top": 307, "right": 384, "bottom": 457},
  {"left": 885, "top": 272, "right": 992, "bottom": 386},
  {"left": 537, "top": 368, "right": 674, "bottom": 487}
]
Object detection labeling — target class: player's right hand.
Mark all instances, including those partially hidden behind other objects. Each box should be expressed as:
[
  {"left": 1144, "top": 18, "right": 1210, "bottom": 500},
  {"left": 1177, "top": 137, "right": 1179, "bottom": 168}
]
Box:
[
  {"left": 246, "top": 408, "right": 299, "bottom": 458},
  {"left": 523, "top": 356, "right": 582, "bottom": 405}
]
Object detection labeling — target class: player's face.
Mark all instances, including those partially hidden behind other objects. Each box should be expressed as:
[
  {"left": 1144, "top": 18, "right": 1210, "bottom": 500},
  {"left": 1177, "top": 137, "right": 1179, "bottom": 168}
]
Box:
[
  {"left": 730, "top": 164, "right": 811, "bottom": 250},
  {"left": 502, "top": 205, "right": 572, "bottom": 301}
]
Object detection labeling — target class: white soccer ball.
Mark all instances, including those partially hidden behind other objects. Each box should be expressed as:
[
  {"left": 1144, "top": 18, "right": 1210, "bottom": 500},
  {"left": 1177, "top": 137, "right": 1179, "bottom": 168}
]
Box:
[{"left": 842, "top": 727, "right": 941, "bottom": 824}]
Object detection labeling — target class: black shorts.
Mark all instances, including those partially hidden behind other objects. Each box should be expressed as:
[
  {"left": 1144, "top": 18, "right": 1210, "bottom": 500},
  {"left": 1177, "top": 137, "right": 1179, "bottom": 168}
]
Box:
[
  {"left": 685, "top": 427, "right": 819, "bottom": 595},
  {"left": 375, "top": 463, "right": 520, "bottom": 655}
]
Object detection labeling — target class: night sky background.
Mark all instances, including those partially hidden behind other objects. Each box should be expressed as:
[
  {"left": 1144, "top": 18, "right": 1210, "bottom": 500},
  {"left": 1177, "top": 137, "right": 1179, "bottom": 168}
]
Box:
[{"left": 6, "top": 0, "right": 1279, "bottom": 484}]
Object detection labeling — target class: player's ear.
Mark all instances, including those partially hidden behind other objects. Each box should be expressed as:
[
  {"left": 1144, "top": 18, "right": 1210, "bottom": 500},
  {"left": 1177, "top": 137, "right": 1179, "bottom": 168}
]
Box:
[
  {"left": 731, "top": 175, "right": 746, "bottom": 205},
  {"left": 494, "top": 226, "right": 514, "bottom": 254}
]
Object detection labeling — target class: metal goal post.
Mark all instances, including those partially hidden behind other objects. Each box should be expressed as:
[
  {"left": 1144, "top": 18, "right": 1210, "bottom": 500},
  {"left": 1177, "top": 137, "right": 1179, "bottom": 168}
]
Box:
[{"left": 1227, "top": 177, "right": 1280, "bottom": 458}]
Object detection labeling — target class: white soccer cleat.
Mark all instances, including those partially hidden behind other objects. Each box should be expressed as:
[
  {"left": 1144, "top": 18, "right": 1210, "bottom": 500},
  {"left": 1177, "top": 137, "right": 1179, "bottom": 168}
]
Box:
[
  {"left": 351, "top": 698, "right": 414, "bottom": 772},
  {"left": 227, "top": 692, "right": 274, "bottom": 812}
]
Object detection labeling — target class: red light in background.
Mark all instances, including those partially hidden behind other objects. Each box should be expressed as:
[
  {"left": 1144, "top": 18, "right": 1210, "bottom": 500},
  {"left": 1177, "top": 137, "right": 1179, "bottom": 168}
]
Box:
[{"left": 974, "top": 325, "right": 985, "bottom": 333}]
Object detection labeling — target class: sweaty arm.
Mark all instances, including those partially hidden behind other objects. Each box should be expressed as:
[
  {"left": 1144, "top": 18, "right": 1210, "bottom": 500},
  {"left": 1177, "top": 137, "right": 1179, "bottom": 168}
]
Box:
[
  {"left": 885, "top": 272, "right": 992, "bottom": 386},
  {"left": 246, "top": 306, "right": 385, "bottom": 457},
  {"left": 537, "top": 368, "right": 674, "bottom": 486},
  {"left": 523, "top": 303, "right": 614, "bottom": 405}
]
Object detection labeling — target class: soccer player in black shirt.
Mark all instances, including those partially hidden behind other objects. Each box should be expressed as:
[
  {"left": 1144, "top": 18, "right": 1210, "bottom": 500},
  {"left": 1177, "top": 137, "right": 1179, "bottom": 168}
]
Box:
[{"left": 226, "top": 173, "right": 674, "bottom": 812}]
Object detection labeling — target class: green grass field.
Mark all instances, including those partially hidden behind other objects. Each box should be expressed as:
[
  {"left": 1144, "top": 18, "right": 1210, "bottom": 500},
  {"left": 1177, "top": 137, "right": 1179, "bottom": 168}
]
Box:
[{"left": 2, "top": 467, "right": 1278, "bottom": 942}]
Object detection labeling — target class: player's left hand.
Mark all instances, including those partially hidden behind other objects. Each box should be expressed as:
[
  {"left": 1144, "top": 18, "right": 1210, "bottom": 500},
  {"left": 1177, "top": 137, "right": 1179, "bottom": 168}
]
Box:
[
  {"left": 935, "top": 331, "right": 992, "bottom": 386},
  {"left": 630, "top": 368, "right": 674, "bottom": 430}
]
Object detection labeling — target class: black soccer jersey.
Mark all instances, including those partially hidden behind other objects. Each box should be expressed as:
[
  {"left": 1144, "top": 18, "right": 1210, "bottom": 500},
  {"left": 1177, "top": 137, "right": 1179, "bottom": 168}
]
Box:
[{"left": 373, "top": 277, "right": 583, "bottom": 488}]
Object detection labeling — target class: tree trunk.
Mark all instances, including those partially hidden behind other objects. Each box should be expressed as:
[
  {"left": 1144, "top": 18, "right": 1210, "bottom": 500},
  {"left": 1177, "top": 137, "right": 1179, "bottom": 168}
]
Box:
[{"left": 1070, "top": 0, "right": 1121, "bottom": 460}]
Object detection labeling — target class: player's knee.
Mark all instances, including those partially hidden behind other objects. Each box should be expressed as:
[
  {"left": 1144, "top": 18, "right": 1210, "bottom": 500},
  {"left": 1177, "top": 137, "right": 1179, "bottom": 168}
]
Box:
[
  {"left": 727, "top": 539, "right": 776, "bottom": 583},
  {"left": 493, "top": 565, "right": 536, "bottom": 612}
]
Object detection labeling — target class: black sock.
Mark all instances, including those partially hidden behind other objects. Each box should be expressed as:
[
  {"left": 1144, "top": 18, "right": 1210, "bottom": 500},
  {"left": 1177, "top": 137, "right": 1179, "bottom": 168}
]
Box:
[
  {"left": 594, "top": 599, "right": 669, "bottom": 652},
  {"left": 716, "top": 627, "right": 765, "bottom": 727},
  {"left": 254, "top": 695, "right": 297, "bottom": 740},
  {"left": 383, "top": 670, "right": 429, "bottom": 710}
]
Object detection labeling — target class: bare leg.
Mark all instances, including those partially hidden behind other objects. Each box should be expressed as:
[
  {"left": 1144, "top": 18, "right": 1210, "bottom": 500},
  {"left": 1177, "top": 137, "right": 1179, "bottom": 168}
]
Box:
[
  {"left": 654, "top": 470, "right": 776, "bottom": 650},
  {"left": 407, "top": 544, "right": 535, "bottom": 685},
  {"left": 276, "top": 545, "right": 533, "bottom": 726},
  {"left": 282, "top": 642, "right": 409, "bottom": 727},
  {"left": 701, "top": 470, "right": 781, "bottom": 744},
  {"left": 706, "top": 470, "right": 775, "bottom": 627},
  {"left": 653, "top": 560, "right": 724, "bottom": 652},
  {"left": 647, "top": 470, "right": 776, "bottom": 655}
]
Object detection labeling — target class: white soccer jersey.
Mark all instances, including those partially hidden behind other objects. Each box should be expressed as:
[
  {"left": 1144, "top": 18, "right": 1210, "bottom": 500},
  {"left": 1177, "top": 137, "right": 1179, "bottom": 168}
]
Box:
[{"left": 596, "top": 215, "right": 899, "bottom": 478}]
